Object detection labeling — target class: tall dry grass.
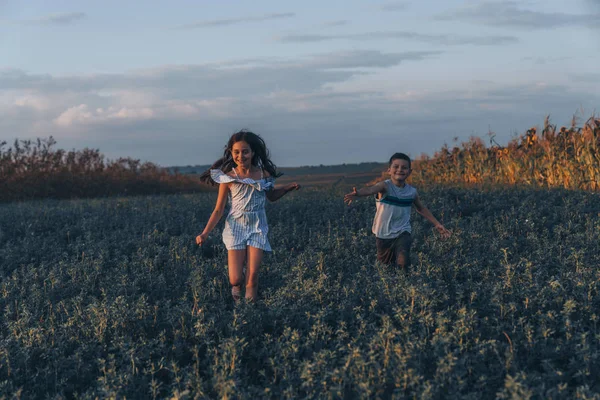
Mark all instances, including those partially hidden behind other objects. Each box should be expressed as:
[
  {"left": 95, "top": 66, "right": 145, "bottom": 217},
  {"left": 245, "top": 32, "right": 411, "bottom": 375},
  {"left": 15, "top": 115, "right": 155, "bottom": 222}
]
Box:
[
  {"left": 0, "top": 137, "right": 208, "bottom": 202},
  {"left": 406, "top": 115, "right": 600, "bottom": 191}
]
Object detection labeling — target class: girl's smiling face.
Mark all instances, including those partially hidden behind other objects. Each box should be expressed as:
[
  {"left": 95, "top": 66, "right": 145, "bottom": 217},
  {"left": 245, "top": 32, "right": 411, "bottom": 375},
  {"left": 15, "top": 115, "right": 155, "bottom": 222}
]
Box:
[
  {"left": 388, "top": 159, "right": 411, "bottom": 182},
  {"left": 231, "top": 141, "right": 254, "bottom": 169}
]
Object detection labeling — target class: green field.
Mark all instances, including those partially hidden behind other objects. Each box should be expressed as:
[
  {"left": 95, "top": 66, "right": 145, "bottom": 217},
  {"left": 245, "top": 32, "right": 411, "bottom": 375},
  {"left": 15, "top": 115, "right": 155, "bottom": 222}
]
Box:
[{"left": 1, "top": 186, "right": 600, "bottom": 398}]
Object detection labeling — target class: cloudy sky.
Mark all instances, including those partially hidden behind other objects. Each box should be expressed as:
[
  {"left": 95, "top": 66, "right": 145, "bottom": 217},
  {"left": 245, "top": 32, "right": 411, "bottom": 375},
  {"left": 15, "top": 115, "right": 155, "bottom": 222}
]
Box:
[{"left": 2, "top": 0, "right": 599, "bottom": 167}]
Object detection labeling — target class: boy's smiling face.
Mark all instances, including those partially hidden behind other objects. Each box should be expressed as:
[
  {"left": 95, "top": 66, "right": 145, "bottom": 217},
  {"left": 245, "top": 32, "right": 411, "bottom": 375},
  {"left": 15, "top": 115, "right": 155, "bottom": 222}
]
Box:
[{"left": 388, "top": 159, "right": 411, "bottom": 184}]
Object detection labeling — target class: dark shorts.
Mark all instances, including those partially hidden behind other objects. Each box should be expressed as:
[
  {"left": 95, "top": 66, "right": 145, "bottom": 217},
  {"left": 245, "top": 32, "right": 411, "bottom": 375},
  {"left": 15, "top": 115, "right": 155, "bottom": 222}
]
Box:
[{"left": 376, "top": 232, "right": 412, "bottom": 267}]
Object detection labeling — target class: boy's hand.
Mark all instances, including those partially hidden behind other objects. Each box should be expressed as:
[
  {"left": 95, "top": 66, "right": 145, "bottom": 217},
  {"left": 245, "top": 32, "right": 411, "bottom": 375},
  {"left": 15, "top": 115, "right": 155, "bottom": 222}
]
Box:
[
  {"left": 435, "top": 224, "right": 451, "bottom": 239},
  {"left": 344, "top": 187, "right": 358, "bottom": 205},
  {"left": 286, "top": 183, "right": 301, "bottom": 192},
  {"left": 196, "top": 233, "right": 208, "bottom": 246}
]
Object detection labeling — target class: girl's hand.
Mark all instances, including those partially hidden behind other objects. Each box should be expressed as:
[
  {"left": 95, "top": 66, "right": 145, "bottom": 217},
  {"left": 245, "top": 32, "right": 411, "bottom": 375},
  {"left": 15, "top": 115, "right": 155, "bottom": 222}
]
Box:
[
  {"left": 435, "top": 224, "right": 451, "bottom": 239},
  {"left": 286, "top": 183, "right": 301, "bottom": 192},
  {"left": 196, "top": 233, "right": 208, "bottom": 246},
  {"left": 344, "top": 187, "right": 358, "bottom": 205}
]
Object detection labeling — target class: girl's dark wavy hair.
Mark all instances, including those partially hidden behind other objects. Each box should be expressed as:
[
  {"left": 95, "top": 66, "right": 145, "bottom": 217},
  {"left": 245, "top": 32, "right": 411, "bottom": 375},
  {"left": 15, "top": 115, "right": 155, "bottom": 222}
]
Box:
[{"left": 199, "top": 130, "right": 282, "bottom": 185}]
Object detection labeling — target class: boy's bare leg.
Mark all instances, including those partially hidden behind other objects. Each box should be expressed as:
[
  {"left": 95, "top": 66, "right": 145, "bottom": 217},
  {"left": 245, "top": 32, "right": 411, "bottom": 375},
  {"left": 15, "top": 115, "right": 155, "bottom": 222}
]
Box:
[
  {"left": 396, "top": 251, "right": 410, "bottom": 274},
  {"left": 245, "top": 246, "right": 263, "bottom": 301},
  {"left": 394, "top": 233, "right": 412, "bottom": 274},
  {"left": 228, "top": 250, "right": 246, "bottom": 301}
]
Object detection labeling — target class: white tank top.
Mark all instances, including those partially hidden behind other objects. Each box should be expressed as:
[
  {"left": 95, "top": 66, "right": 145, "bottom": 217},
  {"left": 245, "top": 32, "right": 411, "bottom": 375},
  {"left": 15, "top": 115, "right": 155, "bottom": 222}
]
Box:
[{"left": 372, "top": 180, "right": 417, "bottom": 239}]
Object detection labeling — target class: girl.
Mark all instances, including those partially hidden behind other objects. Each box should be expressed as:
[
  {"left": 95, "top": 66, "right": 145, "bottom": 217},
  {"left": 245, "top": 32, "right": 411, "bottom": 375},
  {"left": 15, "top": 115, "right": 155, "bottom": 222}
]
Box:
[{"left": 197, "top": 130, "right": 300, "bottom": 302}]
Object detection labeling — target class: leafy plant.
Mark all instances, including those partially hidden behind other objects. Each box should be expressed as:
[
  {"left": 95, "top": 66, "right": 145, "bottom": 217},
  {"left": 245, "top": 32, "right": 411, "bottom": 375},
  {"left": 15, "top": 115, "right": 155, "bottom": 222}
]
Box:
[{"left": 1, "top": 185, "right": 599, "bottom": 398}]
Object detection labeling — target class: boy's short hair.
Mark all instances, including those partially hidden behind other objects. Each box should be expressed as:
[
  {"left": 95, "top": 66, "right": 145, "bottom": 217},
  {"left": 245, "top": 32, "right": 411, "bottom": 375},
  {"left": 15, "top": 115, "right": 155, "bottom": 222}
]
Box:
[{"left": 389, "top": 152, "right": 411, "bottom": 168}]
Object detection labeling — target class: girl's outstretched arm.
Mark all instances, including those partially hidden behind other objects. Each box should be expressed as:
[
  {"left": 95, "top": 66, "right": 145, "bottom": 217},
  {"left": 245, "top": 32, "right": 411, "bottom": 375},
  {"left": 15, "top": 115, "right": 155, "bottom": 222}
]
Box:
[
  {"left": 196, "top": 183, "right": 229, "bottom": 245},
  {"left": 344, "top": 181, "right": 386, "bottom": 205},
  {"left": 266, "top": 183, "right": 301, "bottom": 202},
  {"left": 413, "top": 195, "right": 451, "bottom": 238}
]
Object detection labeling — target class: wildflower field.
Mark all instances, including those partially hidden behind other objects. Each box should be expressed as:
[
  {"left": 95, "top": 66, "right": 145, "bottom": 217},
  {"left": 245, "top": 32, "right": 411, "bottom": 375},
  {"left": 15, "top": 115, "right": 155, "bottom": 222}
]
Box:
[{"left": 1, "top": 185, "right": 599, "bottom": 399}]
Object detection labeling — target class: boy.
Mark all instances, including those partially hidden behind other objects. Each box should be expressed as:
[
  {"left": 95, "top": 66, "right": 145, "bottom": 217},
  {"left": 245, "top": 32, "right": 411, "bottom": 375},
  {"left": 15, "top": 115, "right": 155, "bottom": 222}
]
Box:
[{"left": 344, "top": 153, "right": 451, "bottom": 272}]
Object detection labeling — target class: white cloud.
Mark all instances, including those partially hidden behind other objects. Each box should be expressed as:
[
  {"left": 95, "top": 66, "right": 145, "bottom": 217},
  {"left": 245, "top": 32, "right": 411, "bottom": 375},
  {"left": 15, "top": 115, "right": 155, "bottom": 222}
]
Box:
[
  {"left": 380, "top": 2, "right": 409, "bottom": 11},
  {"left": 174, "top": 12, "right": 295, "bottom": 29},
  {"left": 14, "top": 94, "right": 51, "bottom": 111},
  {"left": 30, "top": 12, "right": 86, "bottom": 25},
  {"left": 52, "top": 96, "right": 239, "bottom": 128},
  {"left": 111, "top": 107, "right": 154, "bottom": 120},
  {"left": 54, "top": 104, "right": 94, "bottom": 127},
  {"left": 0, "top": 50, "right": 440, "bottom": 96},
  {"left": 0, "top": 12, "right": 87, "bottom": 26},
  {"left": 520, "top": 56, "right": 571, "bottom": 65},
  {"left": 276, "top": 31, "right": 519, "bottom": 46},
  {"left": 54, "top": 104, "right": 156, "bottom": 127},
  {"left": 571, "top": 72, "right": 600, "bottom": 83},
  {"left": 436, "top": 1, "right": 599, "bottom": 30},
  {"left": 2, "top": 50, "right": 598, "bottom": 165},
  {"left": 322, "top": 20, "right": 349, "bottom": 27}
]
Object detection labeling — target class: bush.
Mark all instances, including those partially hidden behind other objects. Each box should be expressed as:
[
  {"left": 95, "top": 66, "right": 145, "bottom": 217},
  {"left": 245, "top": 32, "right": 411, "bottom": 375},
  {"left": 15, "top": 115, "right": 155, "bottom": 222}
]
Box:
[{"left": 0, "top": 137, "right": 209, "bottom": 202}]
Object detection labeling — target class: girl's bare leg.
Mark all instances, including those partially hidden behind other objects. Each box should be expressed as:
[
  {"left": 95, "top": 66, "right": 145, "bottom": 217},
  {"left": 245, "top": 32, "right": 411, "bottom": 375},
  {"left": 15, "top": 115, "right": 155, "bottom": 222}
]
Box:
[
  {"left": 245, "top": 246, "right": 263, "bottom": 301},
  {"left": 228, "top": 250, "right": 246, "bottom": 301}
]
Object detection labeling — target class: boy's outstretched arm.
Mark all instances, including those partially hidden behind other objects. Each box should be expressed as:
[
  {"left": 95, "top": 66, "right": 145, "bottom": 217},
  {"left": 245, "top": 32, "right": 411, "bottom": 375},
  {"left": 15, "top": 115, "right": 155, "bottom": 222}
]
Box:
[
  {"left": 266, "top": 183, "right": 301, "bottom": 202},
  {"left": 413, "top": 195, "right": 451, "bottom": 238},
  {"left": 344, "top": 182, "right": 386, "bottom": 205}
]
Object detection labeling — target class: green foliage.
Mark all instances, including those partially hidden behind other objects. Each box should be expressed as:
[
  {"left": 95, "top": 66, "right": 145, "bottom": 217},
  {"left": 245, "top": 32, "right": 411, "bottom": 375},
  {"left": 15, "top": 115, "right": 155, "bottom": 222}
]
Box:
[{"left": 1, "top": 186, "right": 600, "bottom": 398}]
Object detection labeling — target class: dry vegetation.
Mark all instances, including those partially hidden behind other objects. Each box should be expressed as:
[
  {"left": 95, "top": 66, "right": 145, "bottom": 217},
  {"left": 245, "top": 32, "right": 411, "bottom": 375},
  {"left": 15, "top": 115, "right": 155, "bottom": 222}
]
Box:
[
  {"left": 0, "top": 137, "right": 208, "bottom": 202},
  {"left": 3, "top": 115, "right": 599, "bottom": 202},
  {"left": 408, "top": 115, "right": 600, "bottom": 191}
]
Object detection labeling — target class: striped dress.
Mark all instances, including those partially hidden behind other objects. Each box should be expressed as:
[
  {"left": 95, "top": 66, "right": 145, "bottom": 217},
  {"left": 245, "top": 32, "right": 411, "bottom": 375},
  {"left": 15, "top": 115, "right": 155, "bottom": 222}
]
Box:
[{"left": 210, "top": 169, "right": 275, "bottom": 251}]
